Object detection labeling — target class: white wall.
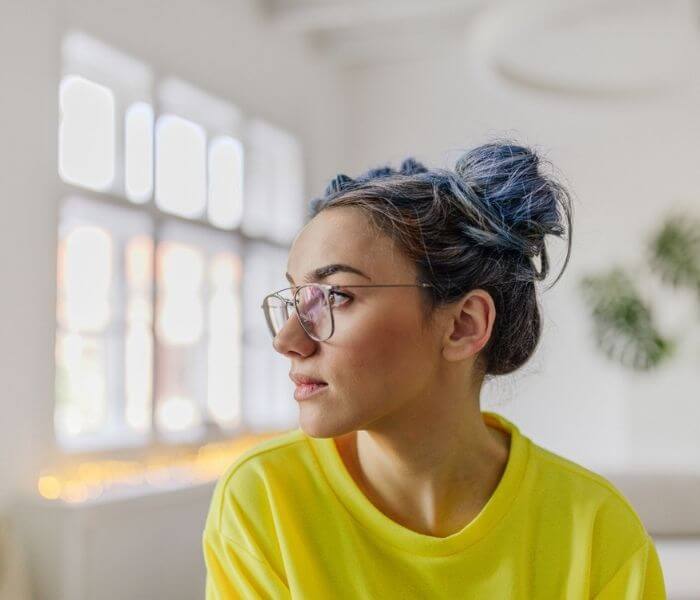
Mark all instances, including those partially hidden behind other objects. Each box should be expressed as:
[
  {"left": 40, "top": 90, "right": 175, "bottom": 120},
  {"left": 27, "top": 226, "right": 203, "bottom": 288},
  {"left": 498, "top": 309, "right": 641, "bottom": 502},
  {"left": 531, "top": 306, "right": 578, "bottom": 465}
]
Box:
[
  {"left": 340, "top": 37, "right": 700, "bottom": 472},
  {"left": 0, "top": 0, "right": 346, "bottom": 510},
  {"left": 0, "top": 0, "right": 59, "bottom": 514}
]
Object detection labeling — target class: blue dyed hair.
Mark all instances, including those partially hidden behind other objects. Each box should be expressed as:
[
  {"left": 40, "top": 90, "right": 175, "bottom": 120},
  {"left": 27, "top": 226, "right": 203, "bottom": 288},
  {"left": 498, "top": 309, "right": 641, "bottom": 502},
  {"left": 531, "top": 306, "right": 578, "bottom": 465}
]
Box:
[{"left": 307, "top": 139, "right": 574, "bottom": 376}]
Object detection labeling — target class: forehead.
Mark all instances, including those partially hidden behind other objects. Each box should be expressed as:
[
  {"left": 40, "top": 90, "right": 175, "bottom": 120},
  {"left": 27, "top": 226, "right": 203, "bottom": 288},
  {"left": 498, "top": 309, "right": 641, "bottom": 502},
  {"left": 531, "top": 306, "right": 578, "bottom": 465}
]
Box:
[{"left": 287, "top": 206, "right": 410, "bottom": 281}]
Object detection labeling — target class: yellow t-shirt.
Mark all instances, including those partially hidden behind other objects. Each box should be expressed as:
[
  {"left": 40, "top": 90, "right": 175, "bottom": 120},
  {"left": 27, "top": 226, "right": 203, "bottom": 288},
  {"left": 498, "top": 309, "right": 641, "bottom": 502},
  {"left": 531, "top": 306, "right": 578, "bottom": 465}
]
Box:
[{"left": 202, "top": 411, "right": 666, "bottom": 599}]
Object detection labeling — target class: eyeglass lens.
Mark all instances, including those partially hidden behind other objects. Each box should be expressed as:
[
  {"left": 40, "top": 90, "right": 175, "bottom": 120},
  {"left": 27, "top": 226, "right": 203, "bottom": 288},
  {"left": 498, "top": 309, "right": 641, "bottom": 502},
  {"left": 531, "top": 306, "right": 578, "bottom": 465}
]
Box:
[{"left": 263, "top": 285, "right": 332, "bottom": 341}]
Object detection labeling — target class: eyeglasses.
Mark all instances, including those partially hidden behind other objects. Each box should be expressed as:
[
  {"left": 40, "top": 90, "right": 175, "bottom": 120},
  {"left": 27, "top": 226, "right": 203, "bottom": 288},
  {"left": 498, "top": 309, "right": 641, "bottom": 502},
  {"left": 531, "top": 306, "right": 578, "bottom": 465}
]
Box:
[{"left": 260, "top": 282, "right": 434, "bottom": 342}]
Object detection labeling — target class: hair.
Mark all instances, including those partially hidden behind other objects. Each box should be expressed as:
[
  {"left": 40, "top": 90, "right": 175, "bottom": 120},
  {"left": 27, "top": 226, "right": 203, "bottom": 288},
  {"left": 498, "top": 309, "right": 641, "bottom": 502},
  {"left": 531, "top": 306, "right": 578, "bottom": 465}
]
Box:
[{"left": 306, "top": 138, "right": 574, "bottom": 378}]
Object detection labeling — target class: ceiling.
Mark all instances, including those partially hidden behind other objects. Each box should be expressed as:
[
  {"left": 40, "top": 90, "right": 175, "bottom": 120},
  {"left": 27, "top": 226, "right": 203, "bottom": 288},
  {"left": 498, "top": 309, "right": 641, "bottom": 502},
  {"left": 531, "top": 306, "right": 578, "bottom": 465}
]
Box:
[
  {"left": 262, "top": 0, "right": 487, "bottom": 64},
  {"left": 262, "top": 0, "right": 700, "bottom": 98}
]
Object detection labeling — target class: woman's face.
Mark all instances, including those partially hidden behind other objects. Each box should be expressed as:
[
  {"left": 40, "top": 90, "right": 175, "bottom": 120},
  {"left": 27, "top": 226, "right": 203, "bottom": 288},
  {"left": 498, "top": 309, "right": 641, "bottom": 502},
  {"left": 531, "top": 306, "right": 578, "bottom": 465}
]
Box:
[{"left": 275, "top": 206, "right": 446, "bottom": 438}]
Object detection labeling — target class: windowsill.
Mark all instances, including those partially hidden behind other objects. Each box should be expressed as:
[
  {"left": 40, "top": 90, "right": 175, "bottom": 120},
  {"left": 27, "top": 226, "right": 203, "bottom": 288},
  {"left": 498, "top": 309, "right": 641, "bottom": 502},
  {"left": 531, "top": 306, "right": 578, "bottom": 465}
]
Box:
[
  {"left": 39, "top": 427, "right": 291, "bottom": 506},
  {"left": 32, "top": 474, "right": 217, "bottom": 509},
  {"left": 53, "top": 420, "right": 267, "bottom": 461}
]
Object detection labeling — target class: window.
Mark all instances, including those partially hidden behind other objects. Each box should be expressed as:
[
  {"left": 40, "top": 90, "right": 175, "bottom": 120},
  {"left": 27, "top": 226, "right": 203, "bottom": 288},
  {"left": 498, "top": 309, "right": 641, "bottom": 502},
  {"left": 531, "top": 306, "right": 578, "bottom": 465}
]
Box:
[
  {"left": 59, "top": 75, "right": 115, "bottom": 191},
  {"left": 56, "top": 31, "right": 301, "bottom": 451},
  {"left": 154, "top": 114, "right": 207, "bottom": 219}
]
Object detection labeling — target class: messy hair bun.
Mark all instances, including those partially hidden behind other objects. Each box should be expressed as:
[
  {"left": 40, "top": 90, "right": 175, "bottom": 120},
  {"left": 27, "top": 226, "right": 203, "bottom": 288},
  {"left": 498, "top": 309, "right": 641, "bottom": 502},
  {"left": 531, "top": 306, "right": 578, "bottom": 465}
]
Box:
[
  {"left": 307, "top": 139, "right": 573, "bottom": 377},
  {"left": 452, "top": 143, "right": 570, "bottom": 281}
]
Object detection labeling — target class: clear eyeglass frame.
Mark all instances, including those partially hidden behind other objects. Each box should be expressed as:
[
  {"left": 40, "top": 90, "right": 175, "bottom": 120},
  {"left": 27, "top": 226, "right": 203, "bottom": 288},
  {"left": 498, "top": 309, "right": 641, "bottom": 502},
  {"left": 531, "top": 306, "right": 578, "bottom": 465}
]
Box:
[{"left": 260, "top": 282, "right": 434, "bottom": 342}]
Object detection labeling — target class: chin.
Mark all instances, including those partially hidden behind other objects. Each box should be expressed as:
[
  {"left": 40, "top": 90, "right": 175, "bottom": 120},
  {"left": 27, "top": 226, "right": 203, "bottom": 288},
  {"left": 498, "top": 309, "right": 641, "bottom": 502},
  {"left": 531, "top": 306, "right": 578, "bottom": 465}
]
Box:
[{"left": 297, "top": 410, "right": 354, "bottom": 440}]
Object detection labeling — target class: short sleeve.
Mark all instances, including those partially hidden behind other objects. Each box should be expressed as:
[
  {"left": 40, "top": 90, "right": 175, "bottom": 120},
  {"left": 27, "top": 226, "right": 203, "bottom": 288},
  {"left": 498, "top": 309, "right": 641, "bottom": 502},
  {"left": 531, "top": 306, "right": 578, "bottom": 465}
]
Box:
[
  {"left": 593, "top": 535, "right": 666, "bottom": 599},
  {"left": 203, "top": 527, "right": 291, "bottom": 600}
]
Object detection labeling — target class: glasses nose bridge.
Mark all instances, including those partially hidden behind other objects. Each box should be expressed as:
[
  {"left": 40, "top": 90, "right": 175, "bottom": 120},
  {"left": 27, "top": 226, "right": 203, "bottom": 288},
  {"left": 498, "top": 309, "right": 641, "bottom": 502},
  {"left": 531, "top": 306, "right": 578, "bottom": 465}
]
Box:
[{"left": 278, "top": 288, "right": 312, "bottom": 338}]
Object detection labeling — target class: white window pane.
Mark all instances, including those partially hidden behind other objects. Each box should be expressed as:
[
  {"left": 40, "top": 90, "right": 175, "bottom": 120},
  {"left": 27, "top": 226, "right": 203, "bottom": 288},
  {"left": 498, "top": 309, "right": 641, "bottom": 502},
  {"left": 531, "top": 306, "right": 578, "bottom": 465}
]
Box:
[
  {"left": 156, "top": 395, "right": 202, "bottom": 433},
  {"left": 59, "top": 75, "right": 115, "bottom": 191},
  {"left": 124, "top": 235, "right": 154, "bottom": 433},
  {"left": 56, "top": 197, "right": 154, "bottom": 448},
  {"left": 155, "top": 240, "right": 205, "bottom": 434},
  {"left": 207, "top": 253, "right": 243, "bottom": 427},
  {"left": 58, "top": 225, "right": 113, "bottom": 332},
  {"left": 156, "top": 241, "right": 205, "bottom": 345},
  {"left": 55, "top": 333, "right": 108, "bottom": 437},
  {"left": 55, "top": 222, "right": 113, "bottom": 440},
  {"left": 241, "top": 121, "right": 274, "bottom": 237},
  {"left": 155, "top": 114, "right": 206, "bottom": 219},
  {"left": 208, "top": 136, "right": 244, "bottom": 230},
  {"left": 125, "top": 102, "right": 154, "bottom": 204},
  {"left": 243, "top": 120, "right": 304, "bottom": 243},
  {"left": 270, "top": 133, "right": 304, "bottom": 243}
]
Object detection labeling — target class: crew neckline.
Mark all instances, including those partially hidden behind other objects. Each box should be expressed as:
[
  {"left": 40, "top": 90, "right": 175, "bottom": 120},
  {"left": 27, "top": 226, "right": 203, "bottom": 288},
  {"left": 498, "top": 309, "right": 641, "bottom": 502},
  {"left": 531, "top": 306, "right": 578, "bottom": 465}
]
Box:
[{"left": 305, "top": 411, "right": 530, "bottom": 557}]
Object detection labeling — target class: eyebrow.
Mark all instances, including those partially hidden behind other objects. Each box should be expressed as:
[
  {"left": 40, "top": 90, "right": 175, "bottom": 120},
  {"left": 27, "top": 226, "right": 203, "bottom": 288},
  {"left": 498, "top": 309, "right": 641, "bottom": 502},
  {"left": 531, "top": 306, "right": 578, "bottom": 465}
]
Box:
[{"left": 285, "top": 263, "right": 371, "bottom": 284}]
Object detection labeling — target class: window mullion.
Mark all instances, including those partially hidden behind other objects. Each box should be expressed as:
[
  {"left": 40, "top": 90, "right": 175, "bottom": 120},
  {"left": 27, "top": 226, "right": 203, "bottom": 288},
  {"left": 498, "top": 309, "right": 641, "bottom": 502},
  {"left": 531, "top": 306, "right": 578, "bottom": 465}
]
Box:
[
  {"left": 150, "top": 214, "right": 161, "bottom": 444},
  {"left": 149, "top": 72, "right": 160, "bottom": 447}
]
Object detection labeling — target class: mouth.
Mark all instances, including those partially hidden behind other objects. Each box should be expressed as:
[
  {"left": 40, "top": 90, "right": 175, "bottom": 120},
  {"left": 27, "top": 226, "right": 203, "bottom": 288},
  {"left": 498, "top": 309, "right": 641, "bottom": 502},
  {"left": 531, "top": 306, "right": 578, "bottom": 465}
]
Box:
[{"left": 293, "top": 382, "right": 328, "bottom": 401}]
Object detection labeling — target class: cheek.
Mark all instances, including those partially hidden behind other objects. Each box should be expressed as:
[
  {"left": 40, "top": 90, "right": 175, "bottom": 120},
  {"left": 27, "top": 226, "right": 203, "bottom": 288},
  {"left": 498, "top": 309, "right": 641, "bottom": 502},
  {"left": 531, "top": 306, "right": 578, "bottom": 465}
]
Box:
[{"left": 332, "top": 306, "right": 430, "bottom": 393}]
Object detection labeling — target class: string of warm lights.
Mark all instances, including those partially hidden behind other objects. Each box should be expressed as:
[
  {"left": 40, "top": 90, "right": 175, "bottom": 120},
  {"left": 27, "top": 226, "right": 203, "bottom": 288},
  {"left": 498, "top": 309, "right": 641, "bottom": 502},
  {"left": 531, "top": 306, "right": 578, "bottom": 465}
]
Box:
[{"left": 37, "top": 431, "right": 285, "bottom": 504}]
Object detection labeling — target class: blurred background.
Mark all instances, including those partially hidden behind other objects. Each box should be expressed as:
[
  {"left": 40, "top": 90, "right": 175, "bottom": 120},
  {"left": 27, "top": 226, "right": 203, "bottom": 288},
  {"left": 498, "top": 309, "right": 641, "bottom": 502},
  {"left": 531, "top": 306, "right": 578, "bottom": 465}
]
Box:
[{"left": 0, "top": 0, "right": 699, "bottom": 598}]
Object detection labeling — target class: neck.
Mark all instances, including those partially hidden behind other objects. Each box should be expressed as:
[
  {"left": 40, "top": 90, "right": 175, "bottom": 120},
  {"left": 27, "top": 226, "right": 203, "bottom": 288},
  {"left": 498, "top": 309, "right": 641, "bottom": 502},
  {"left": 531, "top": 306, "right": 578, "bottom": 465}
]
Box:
[{"left": 335, "top": 377, "right": 510, "bottom": 537}]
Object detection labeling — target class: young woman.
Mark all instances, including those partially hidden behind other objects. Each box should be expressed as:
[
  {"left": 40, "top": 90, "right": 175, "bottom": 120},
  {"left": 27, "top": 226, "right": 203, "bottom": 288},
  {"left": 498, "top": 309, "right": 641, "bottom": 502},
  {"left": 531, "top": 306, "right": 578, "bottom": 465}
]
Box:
[{"left": 203, "top": 141, "right": 666, "bottom": 599}]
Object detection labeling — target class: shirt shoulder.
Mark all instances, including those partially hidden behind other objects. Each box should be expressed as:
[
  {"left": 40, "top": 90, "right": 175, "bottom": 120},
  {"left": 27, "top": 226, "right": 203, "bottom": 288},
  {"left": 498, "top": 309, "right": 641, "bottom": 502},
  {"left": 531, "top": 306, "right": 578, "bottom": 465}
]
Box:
[
  {"left": 530, "top": 442, "right": 648, "bottom": 533},
  {"left": 217, "top": 428, "right": 308, "bottom": 485},
  {"left": 204, "top": 428, "right": 311, "bottom": 537},
  {"left": 528, "top": 442, "right": 654, "bottom": 593}
]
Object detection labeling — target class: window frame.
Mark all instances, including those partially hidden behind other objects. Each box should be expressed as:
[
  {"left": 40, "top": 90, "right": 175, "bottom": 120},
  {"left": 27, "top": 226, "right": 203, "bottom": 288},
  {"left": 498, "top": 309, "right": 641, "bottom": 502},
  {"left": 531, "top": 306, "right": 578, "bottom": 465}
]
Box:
[{"left": 56, "top": 33, "right": 301, "bottom": 458}]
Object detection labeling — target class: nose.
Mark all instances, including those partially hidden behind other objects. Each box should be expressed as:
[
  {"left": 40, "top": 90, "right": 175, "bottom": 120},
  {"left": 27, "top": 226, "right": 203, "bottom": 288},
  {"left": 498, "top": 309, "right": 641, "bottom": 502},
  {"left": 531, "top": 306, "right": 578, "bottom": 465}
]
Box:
[{"left": 272, "top": 310, "right": 317, "bottom": 356}]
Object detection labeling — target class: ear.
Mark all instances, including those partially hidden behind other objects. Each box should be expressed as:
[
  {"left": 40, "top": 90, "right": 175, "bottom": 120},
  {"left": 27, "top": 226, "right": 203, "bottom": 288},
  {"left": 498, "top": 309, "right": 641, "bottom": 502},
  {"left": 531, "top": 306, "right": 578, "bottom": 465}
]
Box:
[{"left": 441, "top": 289, "right": 496, "bottom": 362}]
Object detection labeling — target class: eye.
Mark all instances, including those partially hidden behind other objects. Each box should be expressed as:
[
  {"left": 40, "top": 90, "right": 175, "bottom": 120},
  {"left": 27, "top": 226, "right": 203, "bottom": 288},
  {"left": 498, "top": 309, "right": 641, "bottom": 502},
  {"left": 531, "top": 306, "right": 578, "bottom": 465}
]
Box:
[{"left": 329, "top": 290, "right": 352, "bottom": 307}]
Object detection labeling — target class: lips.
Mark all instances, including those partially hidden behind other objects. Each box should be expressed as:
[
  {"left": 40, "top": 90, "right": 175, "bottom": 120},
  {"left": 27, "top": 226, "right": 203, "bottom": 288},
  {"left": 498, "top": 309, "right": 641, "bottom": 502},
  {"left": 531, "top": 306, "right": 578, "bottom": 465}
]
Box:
[
  {"left": 290, "top": 372, "right": 327, "bottom": 386},
  {"left": 293, "top": 381, "right": 328, "bottom": 401}
]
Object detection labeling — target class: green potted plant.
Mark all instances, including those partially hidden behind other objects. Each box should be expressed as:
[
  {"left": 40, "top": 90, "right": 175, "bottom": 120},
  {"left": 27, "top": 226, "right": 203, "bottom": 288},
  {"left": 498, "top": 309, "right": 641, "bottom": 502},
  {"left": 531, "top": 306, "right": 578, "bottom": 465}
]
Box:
[{"left": 579, "top": 213, "right": 700, "bottom": 371}]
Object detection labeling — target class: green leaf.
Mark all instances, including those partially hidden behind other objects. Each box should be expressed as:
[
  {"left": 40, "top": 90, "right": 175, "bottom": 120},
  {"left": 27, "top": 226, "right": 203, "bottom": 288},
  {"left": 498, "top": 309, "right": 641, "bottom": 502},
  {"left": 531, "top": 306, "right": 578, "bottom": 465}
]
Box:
[
  {"left": 648, "top": 214, "right": 700, "bottom": 294},
  {"left": 579, "top": 269, "right": 675, "bottom": 371}
]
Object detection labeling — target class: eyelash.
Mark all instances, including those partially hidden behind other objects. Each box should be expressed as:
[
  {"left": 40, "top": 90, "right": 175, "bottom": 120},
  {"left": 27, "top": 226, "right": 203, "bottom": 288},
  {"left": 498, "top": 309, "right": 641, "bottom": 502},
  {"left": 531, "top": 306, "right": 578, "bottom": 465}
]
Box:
[{"left": 329, "top": 290, "right": 352, "bottom": 306}]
